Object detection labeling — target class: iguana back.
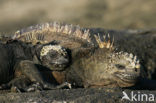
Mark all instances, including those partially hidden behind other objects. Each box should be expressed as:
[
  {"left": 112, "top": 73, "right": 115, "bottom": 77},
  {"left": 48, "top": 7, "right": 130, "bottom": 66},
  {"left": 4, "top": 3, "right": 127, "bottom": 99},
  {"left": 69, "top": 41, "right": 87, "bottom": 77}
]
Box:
[{"left": 12, "top": 22, "right": 93, "bottom": 50}]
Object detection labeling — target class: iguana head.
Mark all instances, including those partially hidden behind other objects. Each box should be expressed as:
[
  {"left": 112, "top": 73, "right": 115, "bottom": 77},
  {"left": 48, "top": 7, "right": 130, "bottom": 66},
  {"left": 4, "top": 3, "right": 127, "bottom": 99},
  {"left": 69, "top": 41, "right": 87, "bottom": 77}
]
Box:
[
  {"left": 83, "top": 49, "right": 140, "bottom": 88},
  {"left": 71, "top": 34, "right": 141, "bottom": 88},
  {"left": 39, "top": 44, "right": 70, "bottom": 71}
]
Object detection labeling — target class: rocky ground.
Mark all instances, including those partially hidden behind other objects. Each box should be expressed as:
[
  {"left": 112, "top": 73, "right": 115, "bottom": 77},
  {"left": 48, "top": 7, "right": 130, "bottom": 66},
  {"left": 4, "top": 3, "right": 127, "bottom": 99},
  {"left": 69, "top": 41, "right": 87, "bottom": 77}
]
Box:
[
  {"left": 1, "top": 88, "right": 156, "bottom": 103},
  {"left": 0, "top": 28, "right": 156, "bottom": 103}
]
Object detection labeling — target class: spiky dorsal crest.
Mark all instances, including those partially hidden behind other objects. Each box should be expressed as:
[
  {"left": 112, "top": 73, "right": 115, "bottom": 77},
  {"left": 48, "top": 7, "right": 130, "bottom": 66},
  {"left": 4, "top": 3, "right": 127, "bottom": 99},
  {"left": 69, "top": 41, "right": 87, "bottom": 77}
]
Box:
[
  {"left": 94, "top": 33, "right": 114, "bottom": 49},
  {"left": 13, "top": 22, "right": 91, "bottom": 44},
  {"left": 14, "top": 30, "right": 47, "bottom": 45}
]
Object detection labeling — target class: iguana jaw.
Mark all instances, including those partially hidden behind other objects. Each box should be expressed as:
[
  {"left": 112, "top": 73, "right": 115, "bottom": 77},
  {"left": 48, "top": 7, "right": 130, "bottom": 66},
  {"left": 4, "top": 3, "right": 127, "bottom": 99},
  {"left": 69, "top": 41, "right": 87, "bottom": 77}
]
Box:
[
  {"left": 114, "top": 72, "right": 140, "bottom": 87},
  {"left": 82, "top": 72, "right": 140, "bottom": 88}
]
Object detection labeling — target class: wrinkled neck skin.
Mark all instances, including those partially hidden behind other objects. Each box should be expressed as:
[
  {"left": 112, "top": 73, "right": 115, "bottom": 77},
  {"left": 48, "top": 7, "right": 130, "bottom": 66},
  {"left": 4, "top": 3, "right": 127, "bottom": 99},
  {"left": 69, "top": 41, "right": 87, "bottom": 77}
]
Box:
[
  {"left": 32, "top": 44, "right": 43, "bottom": 65},
  {"left": 65, "top": 47, "right": 98, "bottom": 87}
]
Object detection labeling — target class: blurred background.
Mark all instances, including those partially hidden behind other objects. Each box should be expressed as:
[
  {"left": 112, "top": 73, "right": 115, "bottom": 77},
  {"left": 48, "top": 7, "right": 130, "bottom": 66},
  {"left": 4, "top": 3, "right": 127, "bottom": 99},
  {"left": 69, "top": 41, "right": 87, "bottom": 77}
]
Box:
[{"left": 0, "top": 0, "right": 156, "bottom": 33}]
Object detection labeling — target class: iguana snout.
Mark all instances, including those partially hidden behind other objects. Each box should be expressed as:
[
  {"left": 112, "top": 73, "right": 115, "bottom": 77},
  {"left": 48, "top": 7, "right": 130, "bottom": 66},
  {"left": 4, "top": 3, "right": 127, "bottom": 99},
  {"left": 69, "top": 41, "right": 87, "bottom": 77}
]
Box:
[{"left": 112, "top": 52, "right": 141, "bottom": 87}]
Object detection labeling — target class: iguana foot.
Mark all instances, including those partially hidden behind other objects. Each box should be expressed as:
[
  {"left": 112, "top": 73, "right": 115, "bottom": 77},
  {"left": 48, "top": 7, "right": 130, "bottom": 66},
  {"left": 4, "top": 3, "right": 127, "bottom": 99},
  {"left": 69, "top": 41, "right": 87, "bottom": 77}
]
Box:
[
  {"left": 11, "top": 86, "right": 22, "bottom": 93},
  {"left": 56, "top": 82, "right": 72, "bottom": 89},
  {"left": 23, "top": 82, "right": 71, "bottom": 92},
  {"left": 24, "top": 82, "right": 43, "bottom": 92}
]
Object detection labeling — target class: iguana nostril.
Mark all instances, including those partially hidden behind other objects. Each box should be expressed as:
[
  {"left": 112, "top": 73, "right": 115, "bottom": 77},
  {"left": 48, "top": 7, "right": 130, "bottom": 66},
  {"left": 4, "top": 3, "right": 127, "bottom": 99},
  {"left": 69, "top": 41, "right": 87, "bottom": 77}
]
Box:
[{"left": 135, "top": 68, "right": 138, "bottom": 72}]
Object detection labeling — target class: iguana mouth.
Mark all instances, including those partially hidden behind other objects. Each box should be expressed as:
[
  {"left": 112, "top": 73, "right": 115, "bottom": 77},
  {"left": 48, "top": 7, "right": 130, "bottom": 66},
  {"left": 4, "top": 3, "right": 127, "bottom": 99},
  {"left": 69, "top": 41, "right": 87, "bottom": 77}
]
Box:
[
  {"left": 51, "top": 62, "right": 68, "bottom": 68},
  {"left": 51, "top": 57, "right": 69, "bottom": 67},
  {"left": 51, "top": 59, "right": 69, "bottom": 65},
  {"left": 114, "top": 72, "right": 139, "bottom": 83}
]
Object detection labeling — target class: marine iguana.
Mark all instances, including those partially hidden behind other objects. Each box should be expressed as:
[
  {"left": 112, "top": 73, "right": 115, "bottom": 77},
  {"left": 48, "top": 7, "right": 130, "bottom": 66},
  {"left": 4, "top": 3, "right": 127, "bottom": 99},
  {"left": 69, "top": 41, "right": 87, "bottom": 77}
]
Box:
[
  {"left": 12, "top": 22, "right": 141, "bottom": 88},
  {"left": 0, "top": 39, "right": 71, "bottom": 92},
  {"left": 64, "top": 34, "right": 141, "bottom": 88}
]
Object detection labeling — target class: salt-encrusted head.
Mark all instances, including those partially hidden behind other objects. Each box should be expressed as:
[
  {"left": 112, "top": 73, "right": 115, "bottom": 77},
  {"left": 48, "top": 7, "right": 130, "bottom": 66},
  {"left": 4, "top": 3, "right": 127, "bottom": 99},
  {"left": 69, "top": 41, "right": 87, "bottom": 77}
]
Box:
[{"left": 39, "top": 45, "right": 70, "bottom": 70}]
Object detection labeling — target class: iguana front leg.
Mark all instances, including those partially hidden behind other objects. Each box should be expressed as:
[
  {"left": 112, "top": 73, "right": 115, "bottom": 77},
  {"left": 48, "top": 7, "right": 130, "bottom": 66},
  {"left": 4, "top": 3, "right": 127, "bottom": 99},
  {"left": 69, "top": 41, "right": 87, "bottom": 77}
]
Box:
[
  {"left": 14, "top": 60, "right": 57, "bottom": 90},
  {"left": 0, "top": 60, "right": 55, "bottom": 92},
  {"left": 15, "top": 60, "right": 71, "bottom": 91},
  {"left": 0, "top": 60, "right": 71, "bottom": 92}
]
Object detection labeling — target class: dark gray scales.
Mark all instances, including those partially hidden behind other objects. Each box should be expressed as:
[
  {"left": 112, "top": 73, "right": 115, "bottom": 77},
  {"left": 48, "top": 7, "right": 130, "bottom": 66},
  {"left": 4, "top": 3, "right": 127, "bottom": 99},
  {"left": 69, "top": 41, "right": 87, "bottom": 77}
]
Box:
[{"left": 0, "top": 39, "right": 71, "bottom": 92}]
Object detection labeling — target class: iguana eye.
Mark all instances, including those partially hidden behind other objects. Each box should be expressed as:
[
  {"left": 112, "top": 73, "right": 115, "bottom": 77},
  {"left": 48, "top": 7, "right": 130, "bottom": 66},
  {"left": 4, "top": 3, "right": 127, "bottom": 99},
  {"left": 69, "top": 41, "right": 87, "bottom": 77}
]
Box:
[
  {"left": 115, "top": 64, "right": 125, "bottom": 70},
  {"left": 50, "top": 53, "right": 55, "bottom": 57}
]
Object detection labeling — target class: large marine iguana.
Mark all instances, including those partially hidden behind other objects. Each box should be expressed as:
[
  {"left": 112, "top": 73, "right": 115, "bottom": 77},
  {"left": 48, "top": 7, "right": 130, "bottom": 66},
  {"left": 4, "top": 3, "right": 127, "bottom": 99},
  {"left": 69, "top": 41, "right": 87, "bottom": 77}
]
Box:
[
  {"left": 88, "top": 28, "right": 156, "bottom": 80},
  {"left": 0, "top": 39, "right": 71, "bottom": 92},
  {"left": 12, "top": 22, "right": 141, "bottom": 88}
]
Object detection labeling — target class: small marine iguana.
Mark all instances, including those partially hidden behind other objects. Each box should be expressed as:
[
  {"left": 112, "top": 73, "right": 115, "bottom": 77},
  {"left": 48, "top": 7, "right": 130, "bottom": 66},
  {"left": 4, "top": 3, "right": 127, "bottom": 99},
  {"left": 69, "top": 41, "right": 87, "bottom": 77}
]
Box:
[
  {"left": 12, "top": 22, "right": 141, "bottom": 88},
  {"left": 0, "top": 39, "right": 71, "bottom": 92}
]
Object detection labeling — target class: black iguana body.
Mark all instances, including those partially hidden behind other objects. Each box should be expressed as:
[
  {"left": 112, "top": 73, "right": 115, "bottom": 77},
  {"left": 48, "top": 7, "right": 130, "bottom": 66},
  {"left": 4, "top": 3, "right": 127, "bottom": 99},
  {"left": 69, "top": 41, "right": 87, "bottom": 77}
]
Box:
[
  {"left": 0, "top": 39, "right": 70, "bottom": 92},
  {"left": 11, "top": 22, "right": 141, "bottom": 88}
]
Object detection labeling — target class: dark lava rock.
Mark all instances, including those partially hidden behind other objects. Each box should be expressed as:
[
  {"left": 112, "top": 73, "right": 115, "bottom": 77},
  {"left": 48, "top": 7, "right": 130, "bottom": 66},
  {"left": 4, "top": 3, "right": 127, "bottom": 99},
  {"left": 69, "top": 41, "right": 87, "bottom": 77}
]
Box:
[{"left": 1, "top": 88, "right": 156, "bottom": 103}]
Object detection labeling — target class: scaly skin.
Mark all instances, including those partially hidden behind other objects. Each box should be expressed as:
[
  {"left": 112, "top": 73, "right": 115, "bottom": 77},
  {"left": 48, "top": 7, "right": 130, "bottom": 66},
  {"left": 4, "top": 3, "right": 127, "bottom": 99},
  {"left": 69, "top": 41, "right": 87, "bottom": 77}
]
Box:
[
  {"left": 0, "top": 40, "right": 70, "bottom": 92},
  {"left": 63, "top": 34, "right": 141, "bottom": 88},
  {"left": 12, "top": 22, "right": 141, "bottom": 88}
]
